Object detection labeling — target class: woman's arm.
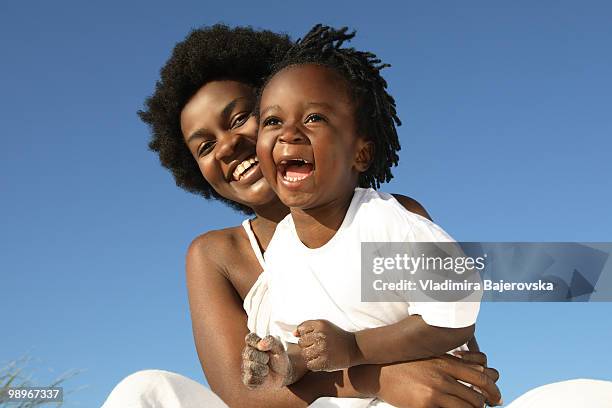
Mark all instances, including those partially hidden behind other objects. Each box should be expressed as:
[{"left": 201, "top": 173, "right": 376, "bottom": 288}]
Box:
[
  {"left": 186, "top": 232, "right": 375, "bottom": 407},
  {"left": 371, "top": 356, "right": 502, "bottom": 408}
]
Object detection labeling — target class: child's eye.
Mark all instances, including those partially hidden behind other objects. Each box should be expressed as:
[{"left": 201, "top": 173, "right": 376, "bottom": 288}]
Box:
[
  {"left": 231, "top": 112, "right": 251, "bottom": 129},
  {"left": 197, "top": 141, "right": 215, "bottom": 157},
  {"left": 305, "top": 113, "right": 325, "bottom": 124},
  {"left": 262, "top": 117, "right": 281, "bottom": 127}
]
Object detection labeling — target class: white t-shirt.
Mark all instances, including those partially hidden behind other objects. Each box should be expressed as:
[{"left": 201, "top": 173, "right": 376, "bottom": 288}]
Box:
[{"left": 266, "top": 188, "right": 480, "bottom": 346}]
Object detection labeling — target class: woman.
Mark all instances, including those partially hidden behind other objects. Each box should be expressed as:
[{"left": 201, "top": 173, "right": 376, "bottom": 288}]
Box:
[{"left": 104, "top": 25, "right": 610, "bottom": 407}]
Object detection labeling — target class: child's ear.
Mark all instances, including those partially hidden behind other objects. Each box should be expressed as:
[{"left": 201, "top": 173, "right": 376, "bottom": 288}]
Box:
[{"left": 354, "top": 139, "right": 375, "bottom": 173}]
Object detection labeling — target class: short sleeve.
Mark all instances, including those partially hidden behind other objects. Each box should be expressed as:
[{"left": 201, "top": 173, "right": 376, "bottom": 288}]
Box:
[
  {"left": 402, "top": 216, "right": 482, "bottom": 328},
  {"left": 408, "top": 300, "right": 480, "bottom": 328}
]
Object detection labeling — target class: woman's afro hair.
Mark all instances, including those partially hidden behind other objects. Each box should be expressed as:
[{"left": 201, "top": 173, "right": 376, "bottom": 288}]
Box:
[{"left": 138, "top": 24, "right": 292, "bottom": 214}]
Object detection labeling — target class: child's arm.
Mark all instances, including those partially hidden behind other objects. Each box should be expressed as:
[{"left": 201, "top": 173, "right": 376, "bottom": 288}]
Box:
[
  {"left": 353, "top": 315, "right": 475, "bottom": 365},
  {"left": 294, "top": 317, "right": 475, "bottom": 371}
]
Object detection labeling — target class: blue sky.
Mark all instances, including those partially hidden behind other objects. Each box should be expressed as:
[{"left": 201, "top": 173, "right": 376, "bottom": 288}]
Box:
[{"left": 1, "top": 0, "right": 611, "bottom": 406}]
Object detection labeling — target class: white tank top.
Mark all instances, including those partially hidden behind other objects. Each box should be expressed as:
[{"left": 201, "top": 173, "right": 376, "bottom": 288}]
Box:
[{"left": 241, "top": 219, "right": 272, "bottom": 337}]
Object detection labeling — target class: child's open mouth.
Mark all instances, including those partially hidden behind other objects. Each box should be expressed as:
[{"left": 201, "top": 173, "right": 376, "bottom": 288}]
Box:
[{"left": 277, "top": 158, "right": 314, "bottom": 184}]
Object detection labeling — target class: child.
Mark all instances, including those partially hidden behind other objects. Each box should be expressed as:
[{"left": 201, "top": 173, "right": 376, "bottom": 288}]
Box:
[{"left": 242, "top": 25, "right": 481, "bottom": 401}]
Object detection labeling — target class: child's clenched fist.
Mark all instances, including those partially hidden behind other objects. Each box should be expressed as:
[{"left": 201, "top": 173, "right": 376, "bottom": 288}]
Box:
[
  {"left": 241, "top": 333, "right": 293, "bottom": 389},
  {"left": 294, "top": 319, "right": 361, "bottom": 372}
]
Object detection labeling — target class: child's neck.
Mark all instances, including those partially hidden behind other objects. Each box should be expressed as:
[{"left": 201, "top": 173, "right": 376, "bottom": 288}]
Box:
[
  {"left": 290, "top": 189, "right": 355, "bottom": 249},
  {"left": 251, "top": 198, "right": 290, "bottom": 252}
]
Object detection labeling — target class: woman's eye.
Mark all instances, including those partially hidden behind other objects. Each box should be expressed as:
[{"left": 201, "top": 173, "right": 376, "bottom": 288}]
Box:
[
  {"left": 197, "top": 141, "right": 215, "bottom": 157},
  {"left": 231, "top": 112, "right": 250, "bottom": 129},
  {"left": 305, "top": 113, "right": 325, "bottom": 124},
  {"left": 262, "top": 117, "right": 281, "bottom": 127}
]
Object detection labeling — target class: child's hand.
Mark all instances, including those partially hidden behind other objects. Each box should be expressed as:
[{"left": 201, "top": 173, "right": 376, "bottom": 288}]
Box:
[
  {"left": 241, "top": 333, "right": 293, "bottom": 389},
  {"left": 294, "top": 319, "right": 360, "bottom": 372}
]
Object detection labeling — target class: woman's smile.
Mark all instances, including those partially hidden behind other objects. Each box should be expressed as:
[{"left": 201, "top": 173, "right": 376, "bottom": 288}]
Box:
[{"left": 230, "top": 155, "right": 261, "bottom": 183}]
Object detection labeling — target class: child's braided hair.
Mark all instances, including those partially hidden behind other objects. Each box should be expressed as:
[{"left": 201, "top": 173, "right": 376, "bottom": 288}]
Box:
[{"left": 266, "top": 24, "right": 402, "bottom": 188}]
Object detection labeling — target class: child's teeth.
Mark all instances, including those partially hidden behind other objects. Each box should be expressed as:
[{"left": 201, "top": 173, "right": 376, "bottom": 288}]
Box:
[{"left": 284, "top": 175, "right": 308, "bottom": 182}]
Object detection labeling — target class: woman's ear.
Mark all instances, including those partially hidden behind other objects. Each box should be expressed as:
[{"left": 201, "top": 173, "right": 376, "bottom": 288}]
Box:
[{"left": 355, "top": 139, "right": 375, "bottom": 172}]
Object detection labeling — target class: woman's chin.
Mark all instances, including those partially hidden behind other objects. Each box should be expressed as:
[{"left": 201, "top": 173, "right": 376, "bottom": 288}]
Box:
[{"left": 232, "top": 178, "right": 279, "bottom": 209}]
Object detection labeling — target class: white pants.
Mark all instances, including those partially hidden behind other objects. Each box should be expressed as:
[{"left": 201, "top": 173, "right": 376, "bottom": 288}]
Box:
[
  {"left": 102, "top": 370, "right": 227, "bottom": 408},
  {"left": 505, "top": 378, "right": 612, "bottom": 407},
  {"left": 102, "top": 370, "right": 612, "bottom": 408}
]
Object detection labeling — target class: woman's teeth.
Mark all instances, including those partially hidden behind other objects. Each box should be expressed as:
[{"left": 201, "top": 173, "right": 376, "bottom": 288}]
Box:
[{"left": 233, "top": 157, "right": 258, "bottom": 181}]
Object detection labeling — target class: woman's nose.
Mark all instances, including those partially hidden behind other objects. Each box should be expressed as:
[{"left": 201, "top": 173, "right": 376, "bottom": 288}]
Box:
[{"left": 214, "top": 132, "right": 243, "bottom": 161}]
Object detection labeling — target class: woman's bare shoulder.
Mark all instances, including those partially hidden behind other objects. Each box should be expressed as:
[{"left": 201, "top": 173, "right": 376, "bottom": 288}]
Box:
[
  {"left": 188, "top": 225, "right": 244, "bottom": 253},
  {"left": 391, "top": 193, "right": 432, "bottom": 221},
  {"left": 186, "top": 225, "right": 247, "bottom": 276}
]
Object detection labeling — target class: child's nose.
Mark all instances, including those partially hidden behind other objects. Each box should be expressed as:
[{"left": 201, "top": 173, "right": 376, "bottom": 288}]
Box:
[{"left": 278, "top": 126, "right": 307, "bottom": 144}]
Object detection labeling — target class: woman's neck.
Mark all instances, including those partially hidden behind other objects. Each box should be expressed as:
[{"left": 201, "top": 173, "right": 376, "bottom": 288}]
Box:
[
  {"left": 290, "top": 189, "right": 355, "bottom": 249},
  {"left": 250, "top": 198, "right": 290, "bottom": 251}
]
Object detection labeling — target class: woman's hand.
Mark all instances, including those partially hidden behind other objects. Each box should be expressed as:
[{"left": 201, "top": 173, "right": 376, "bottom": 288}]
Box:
[{"left": 369, "top": 353, "right": 502, "bottom": 408}]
